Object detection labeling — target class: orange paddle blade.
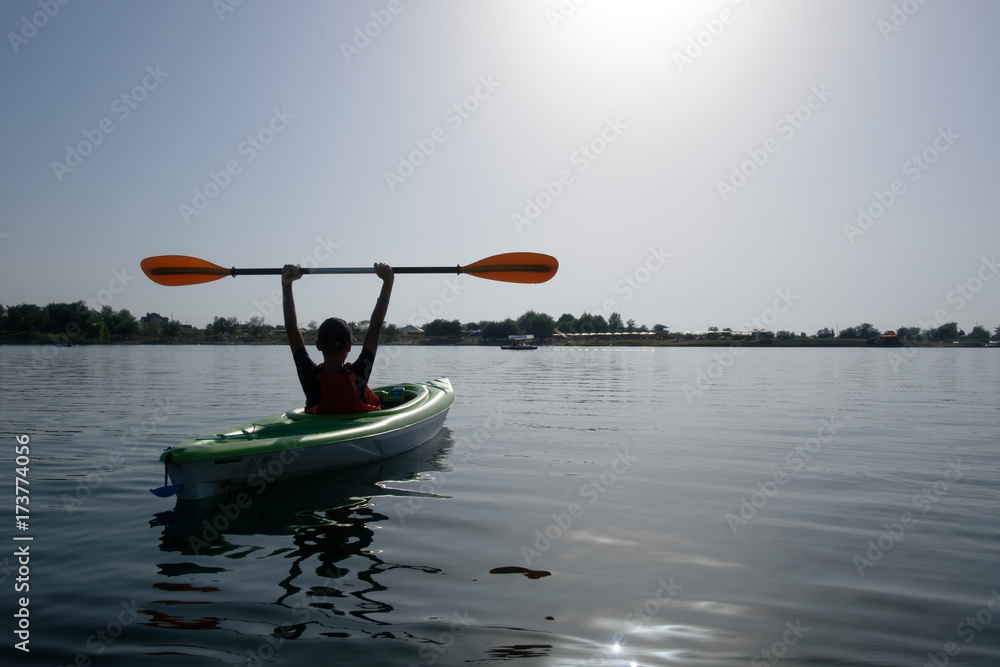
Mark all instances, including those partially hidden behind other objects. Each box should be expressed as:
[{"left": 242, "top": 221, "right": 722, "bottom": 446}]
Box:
[
  {"left": 461, "top": 252, "right": 558, "bottom": 284},
  {"left": 141, "top": 255, "right": 232, "bottom": 286}
]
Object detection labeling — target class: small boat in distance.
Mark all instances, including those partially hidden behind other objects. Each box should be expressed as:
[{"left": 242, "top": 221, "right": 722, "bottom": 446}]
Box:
[
  {"left": 501, "top": 334, "right": 537, "bottom": 350},
  {"left": 869, "top": 330, "right": 902, "bottom": 346}
]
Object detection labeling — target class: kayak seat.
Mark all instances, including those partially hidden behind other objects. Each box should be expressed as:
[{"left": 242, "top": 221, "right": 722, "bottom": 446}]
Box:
[{"left": 285, "top": 384, "right": 428, "bottom": 421}]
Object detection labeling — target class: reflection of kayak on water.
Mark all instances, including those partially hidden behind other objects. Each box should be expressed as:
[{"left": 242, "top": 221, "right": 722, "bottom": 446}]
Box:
[
  {"left": 150, "top": 428, "right": 454, "bottom": 636},
  {"left": 154, "top": 378, "right": 454, "bottom": 500}
]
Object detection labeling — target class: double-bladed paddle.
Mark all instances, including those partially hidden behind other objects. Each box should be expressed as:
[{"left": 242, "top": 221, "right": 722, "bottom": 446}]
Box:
[
  {"left": 142, "top": 251, "right": 555, "bottom": 498},
  {"left": 141, "top": 252, "right": 558, "bottom": 286}
]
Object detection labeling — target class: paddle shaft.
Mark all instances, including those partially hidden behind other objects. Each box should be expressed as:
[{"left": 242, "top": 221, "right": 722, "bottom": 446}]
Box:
[
  {"left": 232, "top": 264, "right": 551, "bottom": 277},
  {"left": 236, "top": 266, "right": 459, "bottom": 276}
]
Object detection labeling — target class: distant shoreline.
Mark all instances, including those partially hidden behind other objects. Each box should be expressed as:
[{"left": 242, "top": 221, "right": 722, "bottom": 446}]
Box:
[{"left": 0, "top": 336, "right": 990, "bottom": 349}]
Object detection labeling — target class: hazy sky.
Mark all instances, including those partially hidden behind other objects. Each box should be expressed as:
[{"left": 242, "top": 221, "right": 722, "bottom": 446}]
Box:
[{"left": 2, "top": 0, "right": 998, "bottom": 334}]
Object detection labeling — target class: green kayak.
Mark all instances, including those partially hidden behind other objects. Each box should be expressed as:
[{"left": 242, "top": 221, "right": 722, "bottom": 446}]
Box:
[{"left": 155, "top": 378, "right": 454, "bottom": 500}]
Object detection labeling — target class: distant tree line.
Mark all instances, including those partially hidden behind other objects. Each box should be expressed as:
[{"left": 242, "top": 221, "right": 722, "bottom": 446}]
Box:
[
  {"left": 420, "top": 312, "right": 998, "bottom": 344},
  {"left": 0, "top": 301, "right": 140, "bottom": 342},
  {"left": 417, "top": 310, "right": 664, "bottom": 340},
  {"left": 2, "top": 302, "right": 997, "bottom": 345},
  {"left": 814, "top": 322, "right": 995, "bottom": 343}
]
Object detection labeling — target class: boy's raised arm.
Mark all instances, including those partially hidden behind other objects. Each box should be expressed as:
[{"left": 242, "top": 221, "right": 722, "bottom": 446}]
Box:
[
  {"left": 282, "top": 264, "right": 305, "bottom": 353},
  {"left": 362, "top": 263, "right": 394, "bottom": 356}
]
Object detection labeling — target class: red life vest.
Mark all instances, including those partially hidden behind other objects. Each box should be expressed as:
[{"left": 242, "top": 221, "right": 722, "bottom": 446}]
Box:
[{"left": 305, "top": 367, "right": 381, "bottom": 414}]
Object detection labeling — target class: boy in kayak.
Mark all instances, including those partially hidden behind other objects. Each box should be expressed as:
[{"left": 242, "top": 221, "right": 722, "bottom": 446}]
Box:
[{"left": 281, "top": 263, "right": 394, "bottom": 414}]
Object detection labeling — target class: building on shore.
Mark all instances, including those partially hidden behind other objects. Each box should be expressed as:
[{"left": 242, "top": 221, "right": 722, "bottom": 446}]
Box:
[
  {"left": 398, "top": 324, "right": 424, "bottom": 336},
  {"left": 140, "top": 312, "right": 169, "bottom": 331}
]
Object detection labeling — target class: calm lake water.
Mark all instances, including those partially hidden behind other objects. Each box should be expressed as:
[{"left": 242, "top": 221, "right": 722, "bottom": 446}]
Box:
[{"left": 1, "top": 344, "right": 998, "bottom": 666}]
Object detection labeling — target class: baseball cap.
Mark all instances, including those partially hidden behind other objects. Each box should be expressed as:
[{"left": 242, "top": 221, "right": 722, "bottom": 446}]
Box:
[{"left": 317, "top": 317, "right": 354, "bottom": 350}]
